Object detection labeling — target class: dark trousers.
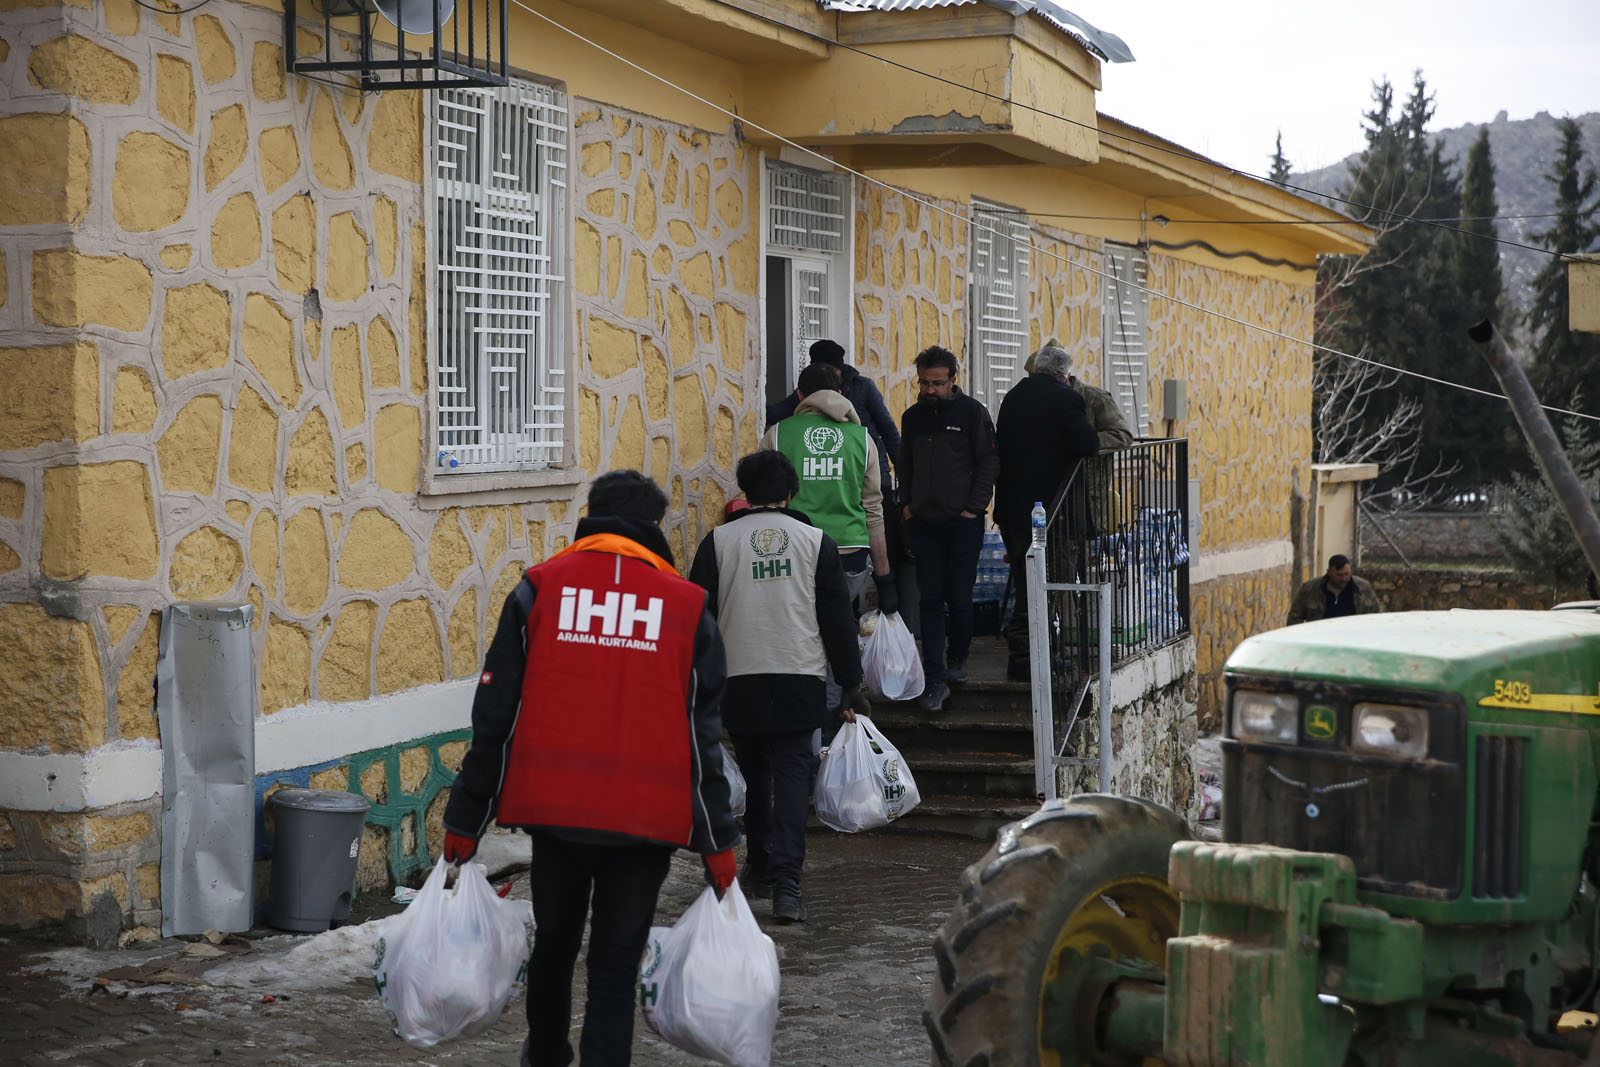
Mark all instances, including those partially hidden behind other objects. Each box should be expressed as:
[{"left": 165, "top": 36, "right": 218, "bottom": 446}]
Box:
[
  {"left": 522, "top": 832, "right": 673, "bottom": 1067},
  {"left": 999, "top": 522, "right": 1030, "bottom": 665},
  {"left": 730, "top": 730, "right": 816, "bottom": 888},
  {"left": 906, "top": 514, "right": 984, "bottom": 684}
]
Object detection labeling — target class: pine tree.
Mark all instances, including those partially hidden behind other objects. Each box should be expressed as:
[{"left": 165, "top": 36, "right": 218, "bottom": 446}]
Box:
[
  {"left": 1438, "top": 126, "right": 1516, "bottom": 485},
  {"left": 1269, "top": 131, "right": 1291, "bottom": 187},
  {"left": 1528, "top": 117, "right": 1600, "bottom": 413},
  {"left": 1317, "top": 73, "right": 1466, "bottom": 495},
  {"left": 1495, "top": 408, "right": 1600, "bottom": 600}
]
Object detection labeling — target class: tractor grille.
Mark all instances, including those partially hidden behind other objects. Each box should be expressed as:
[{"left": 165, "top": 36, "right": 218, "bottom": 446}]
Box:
[
  {"left": 1225, "top": 747, "right": 1465, "bottom": 898},
  {"left": 1473, "top": 735, "right": 1525, "bottom": 899}
]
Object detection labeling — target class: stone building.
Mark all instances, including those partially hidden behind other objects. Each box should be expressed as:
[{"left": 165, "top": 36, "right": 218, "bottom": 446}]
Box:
[{"left": 0, "top": 0, "right": 1367, "bottom": 939}]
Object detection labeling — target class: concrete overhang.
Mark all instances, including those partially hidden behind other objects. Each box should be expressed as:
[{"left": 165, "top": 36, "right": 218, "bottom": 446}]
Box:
[
  {"left": 741, "top": 3, "right": 1103, "bottom": 168},
  {"left": 571, "top": 0, "right": 833, "bottom": 60},
  {"left": 1094, "top": 115, "right": 1374, "bottom": 259}
]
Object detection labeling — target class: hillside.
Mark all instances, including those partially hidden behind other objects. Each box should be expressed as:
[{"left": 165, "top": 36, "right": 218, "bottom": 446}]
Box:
[{"left": 1291, "top": 111, "right": 1600, "bottom": 316}]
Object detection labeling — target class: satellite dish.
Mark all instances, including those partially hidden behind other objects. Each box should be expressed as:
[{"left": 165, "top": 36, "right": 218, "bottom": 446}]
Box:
[{"left": 374, "top": 0, "right": 455, "bottom": 36}]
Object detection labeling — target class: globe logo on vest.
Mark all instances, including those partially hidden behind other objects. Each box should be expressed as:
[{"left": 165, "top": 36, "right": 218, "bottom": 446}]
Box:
[
  {"left": 749, "top": 528, "right": 792, "bottom": 581},
  {"left": 801, "top": 425, "right": 845, "bottom": 479},
  {"left": 555, "top": 585, "right": 662, "bottom": 652}
]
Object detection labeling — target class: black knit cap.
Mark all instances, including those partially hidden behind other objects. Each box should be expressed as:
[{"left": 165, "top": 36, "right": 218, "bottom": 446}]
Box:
[{"left": 808, "top": 339, "right": 846, "bottom": 366}]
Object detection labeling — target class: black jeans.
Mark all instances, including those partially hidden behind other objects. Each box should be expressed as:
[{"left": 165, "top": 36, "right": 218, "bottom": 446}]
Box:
[
  {"left": 730, "top": 730, "right": 817, "bottom": 888},
  {"left": 522, "top": 832, "right": 674, "bottom": 1067},
  {"left": 906, "top": 514, "right": 984, "bottom": 684}
]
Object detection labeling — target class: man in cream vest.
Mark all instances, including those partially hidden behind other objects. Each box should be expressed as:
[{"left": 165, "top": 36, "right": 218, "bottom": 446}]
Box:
[{"left": 689, "top": 450, "right": 867, "bottom": 923}]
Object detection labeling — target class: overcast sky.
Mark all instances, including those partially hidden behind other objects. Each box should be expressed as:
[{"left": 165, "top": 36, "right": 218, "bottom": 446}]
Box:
[{"left": 1068, "top": 0, "right": 1600, "bottom": 176}]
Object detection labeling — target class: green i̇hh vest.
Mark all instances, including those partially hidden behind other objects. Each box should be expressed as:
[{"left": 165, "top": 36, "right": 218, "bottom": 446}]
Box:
[{"left": 775, "top": 413, "right": 870, "bottom": 550}]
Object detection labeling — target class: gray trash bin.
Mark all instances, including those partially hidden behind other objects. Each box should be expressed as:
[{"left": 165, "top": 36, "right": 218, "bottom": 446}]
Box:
[{"left": 267, "top": 788, "right": 371, "bottom": 932}]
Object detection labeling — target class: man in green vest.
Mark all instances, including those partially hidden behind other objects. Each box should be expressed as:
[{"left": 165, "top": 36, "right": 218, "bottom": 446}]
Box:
[{"left": 761, "top": 362, "right": 898, "bottom": 623}]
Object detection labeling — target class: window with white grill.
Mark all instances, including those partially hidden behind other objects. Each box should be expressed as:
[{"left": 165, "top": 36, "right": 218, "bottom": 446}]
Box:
[
  {"left": 762, "top": 161, "right": 851, "bottom": 409},
  {"left": 967, "top": 199, "right": 1030, "bottom": 412},
  {"left": 432, "top": 79, "right": 568, "bottom": 476},
  {"left": 1102, "top": 244, "right": 1150, "bottom": 432}
]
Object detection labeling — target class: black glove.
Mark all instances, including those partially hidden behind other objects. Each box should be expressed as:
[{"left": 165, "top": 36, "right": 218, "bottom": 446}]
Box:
[
  {"left": 873, "top": 572, "right": 900, "bottom": 616},
  {"left": 840, "top": 685, "right": 871, "bottom": 723}
]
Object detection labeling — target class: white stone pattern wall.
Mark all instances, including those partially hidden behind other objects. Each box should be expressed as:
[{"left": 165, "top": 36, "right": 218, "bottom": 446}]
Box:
[
  {"left": 1027, "top": 222, "right": 1104, "bottom": 387},
  {"left": 852, "top": 182, "right": 969, "bottom": 421},
  {"left": 0, "top": 0, "right": 580, "bottom": 731},
  {"left": 568, "top": 102, "right": 762, "bottom": 565},
  {"left": 1062, "top": 638, "right": 1200, "bottom": 821}
]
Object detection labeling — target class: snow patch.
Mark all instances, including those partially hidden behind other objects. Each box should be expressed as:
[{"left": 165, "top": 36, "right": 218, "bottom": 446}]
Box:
[{"left": 206, "top": 918, "right": 394, "bottom": 991}]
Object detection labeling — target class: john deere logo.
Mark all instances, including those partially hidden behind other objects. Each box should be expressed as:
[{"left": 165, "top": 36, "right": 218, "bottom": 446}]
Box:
[
  {"left": 1304, "top": 705, "right": 1337, "bottom": 740},
  {"left": 749, "top": 528, "right": 790, "bottom": 558},
  {"left": 802, "top": 425, "right": 844, "bottom": 455}
]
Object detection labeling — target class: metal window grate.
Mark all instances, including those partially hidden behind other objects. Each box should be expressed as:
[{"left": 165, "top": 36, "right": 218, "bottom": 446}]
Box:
[
  {"left": 768, "top": 164, "right": 847, "bottom": 253},
  {"left": 434, "top": 80, "right": 568, "bottom": 474},
  {"left": 1103, "top": 244, "right": 1150, "bottom": 432},
  {"left": 968, "top": 201, "right": 1030, "bottom": 411}
]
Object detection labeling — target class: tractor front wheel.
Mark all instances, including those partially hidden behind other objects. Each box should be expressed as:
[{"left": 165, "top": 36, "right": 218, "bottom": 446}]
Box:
[{"left": 924, "top": 794, "right": 1190, "bottom": 1067}]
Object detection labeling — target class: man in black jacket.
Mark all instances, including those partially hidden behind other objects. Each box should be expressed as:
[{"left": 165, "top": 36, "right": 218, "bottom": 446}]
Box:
[
  {"left": 689, "top": 450, "right": 867, "bottom": 923},
  {"left": 899, "top": 346, "right": 1000, "bottom": 712},
  {"left": 994, "top": 344, "right": 1101, "bottom": 680}
]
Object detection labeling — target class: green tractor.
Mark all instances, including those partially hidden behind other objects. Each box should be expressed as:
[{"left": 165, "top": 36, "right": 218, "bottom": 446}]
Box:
[
  {"left": 925, "top": 605, "right": 1600, "bottom": 1066},
  {"left": 924, "top": 326, "right": 1600, "bottom": 1065}
]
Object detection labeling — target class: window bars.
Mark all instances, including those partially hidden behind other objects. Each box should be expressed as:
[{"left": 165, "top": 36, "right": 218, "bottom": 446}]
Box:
[
  {"left": 968, "top": 200, "right": 1030, "bottom": 411},
  {"left": 284, "top": 0, "right": 507, "bottom": 90},
  {"left": 767, "top": 164, "right": 847, "bottom": 253},
  {"left": 1103, "top": 245, "right": 1150, "bottom": 431},
  {"left": 434, "top": 80, "right": 568, "bottom": 474}
]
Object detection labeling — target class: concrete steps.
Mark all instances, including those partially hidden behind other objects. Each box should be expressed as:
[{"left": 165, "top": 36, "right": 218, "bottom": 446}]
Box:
[{"left": 850, "top": 670, "right": 1047, "bottom": 839}]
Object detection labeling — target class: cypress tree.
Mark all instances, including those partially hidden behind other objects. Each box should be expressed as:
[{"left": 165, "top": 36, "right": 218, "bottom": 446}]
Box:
[
  {"left": 1269, "top": 131, "right": 1291, "bottom": 187},
  {"left": 1445, "top": 126, "right": 1515, "bottom": 485}
]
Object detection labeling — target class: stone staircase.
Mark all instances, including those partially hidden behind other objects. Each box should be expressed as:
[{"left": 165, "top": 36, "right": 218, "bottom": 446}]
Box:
[{"left": 852, "top": 667, "right": 1045, "bottom": 840}]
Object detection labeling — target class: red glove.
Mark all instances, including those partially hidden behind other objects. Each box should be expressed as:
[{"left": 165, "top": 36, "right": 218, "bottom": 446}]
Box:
[
  {"left": 705, "top": 849, "right": 737, "bottom": 897},
  {"left": 444, "top": 831, "right": 479, "bottom": 864}
]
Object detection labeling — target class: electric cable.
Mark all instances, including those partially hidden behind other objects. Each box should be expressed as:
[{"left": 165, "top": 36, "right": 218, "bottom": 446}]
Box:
[
  {"left": 132, "top": 0, "right": 219, "bottom": 13},
  {"left": 508, "top": 0, "right": 1600, "bottom": 424},
  {"left": 707, "top": 0, "right": 1585, "bottom": 260}
]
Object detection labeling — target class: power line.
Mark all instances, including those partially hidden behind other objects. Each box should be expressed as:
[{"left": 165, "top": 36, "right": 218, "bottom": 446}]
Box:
[
  {"left": 508, "top": 0, "right": 1600, "bottom": 426},
  {"left": 707, "top": 0, "right": 1574, "bottom": 261},
  {"left": 988, "top": 210, "right": 1581, "bottom": 226}
]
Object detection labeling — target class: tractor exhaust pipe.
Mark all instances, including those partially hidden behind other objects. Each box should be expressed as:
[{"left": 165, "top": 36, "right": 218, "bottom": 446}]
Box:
[{"left": 1469, "top": 319, "right": 1600, "bottom": 584}]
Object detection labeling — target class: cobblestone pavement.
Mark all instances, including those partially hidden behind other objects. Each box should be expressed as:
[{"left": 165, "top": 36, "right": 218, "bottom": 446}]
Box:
[{"left": 2, "top": 830, "right": 991, "bottom": 1067}]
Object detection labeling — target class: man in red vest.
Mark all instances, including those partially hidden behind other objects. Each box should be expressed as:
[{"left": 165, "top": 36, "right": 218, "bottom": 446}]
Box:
[{"left": 441, "top": 469, "right": 740, "bottom": 1067}]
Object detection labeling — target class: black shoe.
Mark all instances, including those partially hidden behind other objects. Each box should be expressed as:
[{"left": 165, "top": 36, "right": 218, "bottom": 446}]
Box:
[
  {"left": 744, "top": 870, "right": 774, "bottom": 899},
  {"left": 917, "top": 680, "right": 951, "bottom": 713},
  {"left": 946, "top": 658, "right": 968, "bottom": 684},
  {"left": 773, "top": 883, "right": 807, "bottom": 923},
  {"left": 1007, "top": 660, "right": 1031, "bottom": 682}
]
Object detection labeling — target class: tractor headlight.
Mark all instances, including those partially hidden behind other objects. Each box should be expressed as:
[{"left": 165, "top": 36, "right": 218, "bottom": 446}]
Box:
[
  {"left": 1351, "top": 703, "right": 1429, "bottom": 760},
  {"left": 1232, "top": 690, "right": 1298, "bottom": 744}
]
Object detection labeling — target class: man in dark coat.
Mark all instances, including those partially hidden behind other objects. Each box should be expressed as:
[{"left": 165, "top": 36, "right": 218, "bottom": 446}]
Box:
[
  {"left": 994, "top": 344, "right": 1101, "bottom": 680},
  {"left": 690, "top": 450, "right": 866, "bottom": 923}
]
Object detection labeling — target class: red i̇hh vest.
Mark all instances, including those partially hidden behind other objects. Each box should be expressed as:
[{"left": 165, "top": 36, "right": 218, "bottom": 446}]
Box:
[{"left": 495, "top": 535, "right": 709, "bottom": 846}]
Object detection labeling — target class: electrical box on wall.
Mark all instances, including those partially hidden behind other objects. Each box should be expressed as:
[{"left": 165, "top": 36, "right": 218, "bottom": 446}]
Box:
[{"left": 1161, "top": 379, "right": 1188, "bottom": 422}]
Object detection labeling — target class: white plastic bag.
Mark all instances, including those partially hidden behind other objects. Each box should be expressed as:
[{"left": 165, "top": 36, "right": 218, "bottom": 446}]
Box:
[
  {"left": 721, "top": 744, "right": 747, "bottom": 817},
  {"left": 640, "top": 881, "right": 780, "bottom": 1067},
  {"left": 860, "top": 611, "right": 924, "bottom": 701},
  {"left": 373, "top": 856, "right": 533, "bottom": 1048},
  {"left": 813, "top": 715, "right": 922, "bottom": 832}
]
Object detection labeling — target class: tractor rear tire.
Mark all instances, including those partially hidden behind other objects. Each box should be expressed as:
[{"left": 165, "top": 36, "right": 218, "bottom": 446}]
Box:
[{"left": 923, "top": 794, "right": 1190, "bottom": 1067}]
